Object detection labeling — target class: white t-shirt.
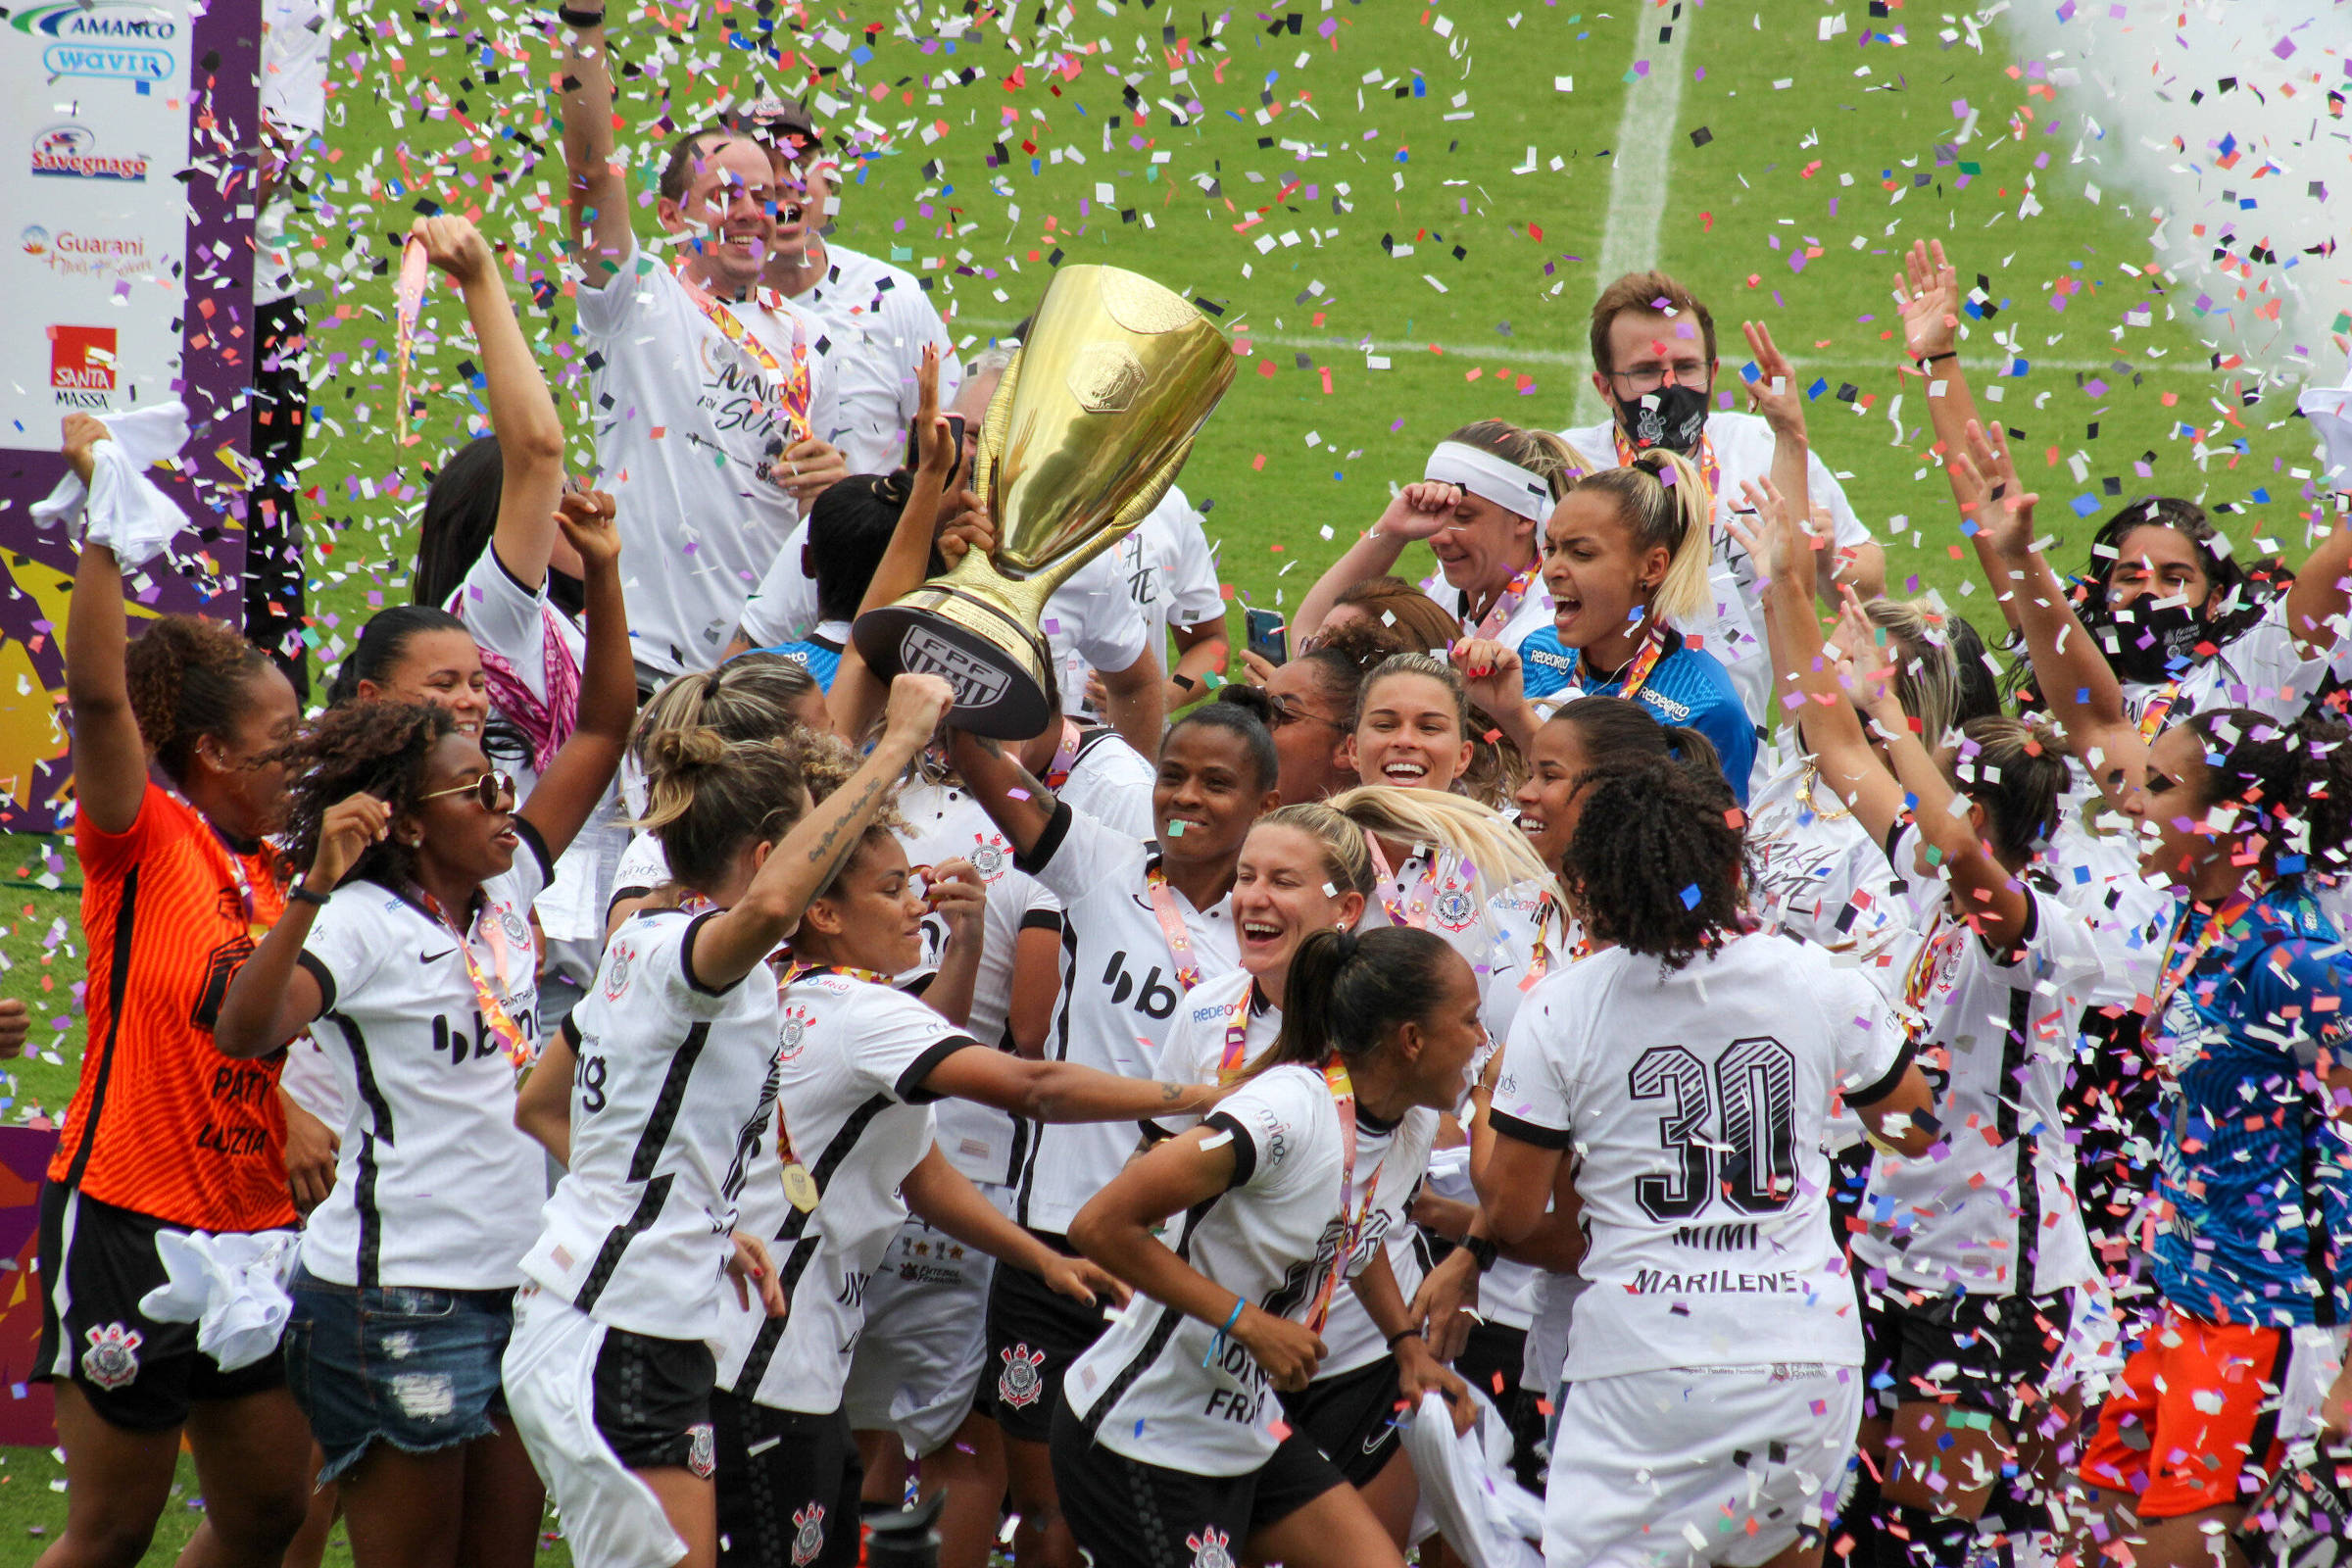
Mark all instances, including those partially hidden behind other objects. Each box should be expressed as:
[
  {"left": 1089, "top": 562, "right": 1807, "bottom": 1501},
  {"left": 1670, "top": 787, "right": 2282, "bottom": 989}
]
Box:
[
  {"left": 1745, "top": 755, "right": 1920, "bottom": 1002},
  {"left": 1491, "top": 930, "right": 1908, "bottom": 1382},
  {"left": 1065, "top": 1062, "right": 1374, "bottom": 1475},
  {"left": 1853, "top": 828, "right": 2100, "bottom": 1298},
  {"left": 734, "top": 532, "right": 1151, "bottom": 704},
  {"left": 447, "top": 548, "right": 628, "bottom": 958},
  {"left": 897, "top": 778, "right": 1062, "bottom": 1187},
  {"left": 713, "top": 971, "right": 978, "bottom": 1413},
  {"left": 575, "top": 234, "right": 838, "bottom": 674},
  {"left": 294, "top": 827, "right": 553, "bottom": 1289},
  {"left": 1560, "top": 411, "right": 1876, "bottom": 728},
  {"left": 2134, "top": 594, "right": 2329, "bottom": 726},
  {"left": 1054, "top": 726, "right": 1158, "bottom": 841},
  {"left": 783, "top": 242, "right": 962, "bottom": 476},
  {"left": 519, "top": 909, "right": 783, "bottom": 1340},
  {"left": 257, "top": 0, "right": 328, "bottom": 307},
  {"left": 1010, "top": 802, "right": 1237, "bottom": 1235},
  {"left": 1418, "top": 569, "right": 1557, "bottom": 660},
  {"left": 1105, "top": 486, "right": 1226, "bottom": 663}
]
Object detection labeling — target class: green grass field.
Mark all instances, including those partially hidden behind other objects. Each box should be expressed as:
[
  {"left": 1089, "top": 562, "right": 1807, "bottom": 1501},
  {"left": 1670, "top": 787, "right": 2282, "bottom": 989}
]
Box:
[{"left": 0, "top": 0, "right": 2328, "bottom": 1556}]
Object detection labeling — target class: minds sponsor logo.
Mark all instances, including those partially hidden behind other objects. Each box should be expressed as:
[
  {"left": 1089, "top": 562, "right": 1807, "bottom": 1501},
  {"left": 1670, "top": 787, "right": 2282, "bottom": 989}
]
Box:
[
  {"left": 30, "top": 124, "right": 150, "bottom": 182},
  {"left": 50, "top": 324, "right": 117, "bottom": 409},
  {"left": 23, "top": 225, "right": 152, "bottom": 279},
  {"left": 15, "top": 1, "right": 179, "bottom": 80}
]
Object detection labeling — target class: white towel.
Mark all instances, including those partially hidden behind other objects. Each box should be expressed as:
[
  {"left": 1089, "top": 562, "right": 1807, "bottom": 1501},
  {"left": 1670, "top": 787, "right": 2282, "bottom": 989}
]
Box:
[
  {"left": 31, "top": 401, "right": 192, "bottom": 568},
  {"left": 2299, "top": 362, "right": 2352, "bottom": 494},
  {"left": 136, "top": 1228, "right": 299, "bottom": 1372},
  {"left": 1402, "top": 1389, "right": 1546, "bottom": 1568}
]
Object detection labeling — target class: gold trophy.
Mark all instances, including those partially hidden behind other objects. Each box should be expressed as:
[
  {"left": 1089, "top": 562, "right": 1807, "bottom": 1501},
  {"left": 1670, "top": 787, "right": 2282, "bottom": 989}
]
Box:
[{"left": 852, "top": 265, "right": 1235, "bottom": 736}]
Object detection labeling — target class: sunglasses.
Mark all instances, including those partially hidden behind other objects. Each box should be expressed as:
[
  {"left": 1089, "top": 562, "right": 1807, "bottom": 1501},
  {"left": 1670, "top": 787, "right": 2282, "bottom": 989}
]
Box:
[
  {"left": 416, "top": 771, "right": 517, "bottom": 812},
  {"left": 1265, "top": 695, "right": 1348, "bottom": 733}
]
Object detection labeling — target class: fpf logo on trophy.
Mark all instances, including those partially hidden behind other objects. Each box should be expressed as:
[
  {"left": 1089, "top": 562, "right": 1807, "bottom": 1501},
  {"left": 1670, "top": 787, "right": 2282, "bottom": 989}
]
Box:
[
  {"left": 10, "top": 1, "right": 178, "bottom": 82},
  {"left": 49, "top": 326, "right": 118, "bottom": 410}
]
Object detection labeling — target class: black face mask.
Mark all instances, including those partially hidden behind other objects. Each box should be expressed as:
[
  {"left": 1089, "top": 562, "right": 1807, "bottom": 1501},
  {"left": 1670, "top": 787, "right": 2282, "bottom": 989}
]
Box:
[
  {"left": 547, "top": 566, "right": 587, "bottom": 621},
  {"left": 1614, "top": 381, "right": 1710, "bottom": 456},
  {"left": 2101, "top": 595, "right": 2202, "bottom": 684}
]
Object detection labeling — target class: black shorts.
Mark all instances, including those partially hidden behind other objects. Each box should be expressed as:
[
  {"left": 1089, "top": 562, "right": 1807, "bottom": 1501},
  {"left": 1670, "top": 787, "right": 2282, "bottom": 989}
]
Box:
[
  {"left": 33, "top": 1183, "right": 287, "bottom": 1432},
  {"left": 1049, "top": 1394, "right": 1345, "bottom": 1567},
  {"left": 1452, "top": 1319, "right": 1547, "bottom": 1495},
  {"left": 711, "top": 1393, "right": 860, "bottom": 1568},
  {"left": 1281, "top": 1355, "right": 1407, "bottom": 1489},
  {"left": 1860, "top": 1283, "right": 2072, "bottom": 1425},
  {"left": 980, "top": 1229, "right": 1108, "bottom": 1443},
  {"left": 592, "top": 1326, "right": 715, "bottom": 1473}
]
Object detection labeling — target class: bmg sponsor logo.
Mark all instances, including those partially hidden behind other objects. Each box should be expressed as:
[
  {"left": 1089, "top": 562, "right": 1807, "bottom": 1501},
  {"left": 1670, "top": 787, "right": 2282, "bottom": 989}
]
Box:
[
  {"left": 30, "top": 124, "right": 150, "bottom": 182},
  {"left": 13, "top": 2, "right": 179, "bottom": 81},
  {"left": 49, "top": 325, "right": 118, "bottom": 409}
]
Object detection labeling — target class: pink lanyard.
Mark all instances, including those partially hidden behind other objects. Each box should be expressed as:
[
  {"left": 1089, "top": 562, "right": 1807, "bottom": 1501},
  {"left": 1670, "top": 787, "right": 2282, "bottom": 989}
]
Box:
[
  {"left": 1144, "top": 864, "right": 1205, "bottom": 993},
  {"left": 1469, "top": 562, "right": 1542, "bottom": 641},
  {"left": 1216, "top": 984, "right": 1260, "bottom": 1078},
  {"left": 1571, "top": 627, "right": 1665, "bottom": 701},
  {"left": 1044, "top": 720, "right": 1084, "bottom": 791},
  {"left": 2148, "top": 881, "right": 2268, "bottom": 1030},
  {"left": 414, "top": 887, "right": 530, "bottom": 1066},
  {"left": 1364, "top": 833, "right": 1445, "bottom": 930}
]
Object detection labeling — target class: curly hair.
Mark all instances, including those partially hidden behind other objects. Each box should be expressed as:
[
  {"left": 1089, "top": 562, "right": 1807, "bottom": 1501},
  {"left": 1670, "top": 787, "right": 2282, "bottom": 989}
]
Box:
[
  {"left": 272, "top": 702, "right": 457, "bottom": 889},
  {"left": 123, "top": 613, "right": 275, "bottom": 785},
  {"left": 1561, "top": 756, "right": 1748, "bottom": 970},
  {"left": 1544, "top": 695, "right": 1721, "bottom": 790},
  {"left": 2183, "top": 708, "right": 2352, "bottom": 880}
]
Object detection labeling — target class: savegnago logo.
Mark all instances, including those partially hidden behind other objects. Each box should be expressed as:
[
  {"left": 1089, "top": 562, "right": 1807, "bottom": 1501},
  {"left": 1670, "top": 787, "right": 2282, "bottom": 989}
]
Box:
[
  {"left": 30, "top": 124, "right": 150, "bottom": 182},
  {"left": 12, "top": 1, "right": 179, "bottom": 81}
]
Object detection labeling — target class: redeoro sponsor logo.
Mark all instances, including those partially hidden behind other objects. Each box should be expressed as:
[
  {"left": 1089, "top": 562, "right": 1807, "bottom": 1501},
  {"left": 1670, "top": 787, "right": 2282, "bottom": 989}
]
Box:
[{"left": 30, "top": 124, "right": 150, "bottom": 183}]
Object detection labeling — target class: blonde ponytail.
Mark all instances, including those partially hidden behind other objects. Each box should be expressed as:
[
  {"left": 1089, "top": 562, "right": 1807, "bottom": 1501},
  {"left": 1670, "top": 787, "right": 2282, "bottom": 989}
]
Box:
[
  {"left": 1577, "top": 450, "right": 1714, "bottom": 626},
  {"left": 1326, "top": 784, "right": 1550, "bottom": 901}
]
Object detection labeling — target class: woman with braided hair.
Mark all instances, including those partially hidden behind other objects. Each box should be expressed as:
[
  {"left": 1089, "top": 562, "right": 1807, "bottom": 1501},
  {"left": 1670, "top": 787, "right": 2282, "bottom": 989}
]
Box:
[
  {"left": 1478, "top": 750, "right": 1936, "bottom": 1568},
  {"left": 36, "top": 416, "right": 306, "bottom": 1568},
  {"left": 206, "top": 496, "right": 631, "bottom": 1568}
]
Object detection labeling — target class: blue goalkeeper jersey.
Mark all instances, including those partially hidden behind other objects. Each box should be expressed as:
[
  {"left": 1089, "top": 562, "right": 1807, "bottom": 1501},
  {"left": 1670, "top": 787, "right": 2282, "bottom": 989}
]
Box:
[
  {"left": 2150, "top": 882, "right": 2352, "bottom": 1329},
  {"left": 1518, "top": 625, "right": 1756, "bottom": 802}
]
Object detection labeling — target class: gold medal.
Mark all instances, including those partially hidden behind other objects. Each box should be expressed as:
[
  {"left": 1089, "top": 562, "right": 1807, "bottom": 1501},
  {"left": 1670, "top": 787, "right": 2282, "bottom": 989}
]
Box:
[{"left": 781, "top": 1163, "right": 818, "bottom": 1213}]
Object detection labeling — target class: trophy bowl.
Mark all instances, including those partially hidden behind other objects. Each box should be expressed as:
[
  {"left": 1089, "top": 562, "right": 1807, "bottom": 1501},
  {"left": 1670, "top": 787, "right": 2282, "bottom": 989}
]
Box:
[{"left": 852, "top": 265, "right": 1236, "bottom": 738}]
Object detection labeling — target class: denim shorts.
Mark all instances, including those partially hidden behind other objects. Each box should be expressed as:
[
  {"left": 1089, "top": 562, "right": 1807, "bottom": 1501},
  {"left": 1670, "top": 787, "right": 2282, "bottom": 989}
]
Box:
[{"left": 284, "top": 1266, "right": 515, "bottom": 1482}]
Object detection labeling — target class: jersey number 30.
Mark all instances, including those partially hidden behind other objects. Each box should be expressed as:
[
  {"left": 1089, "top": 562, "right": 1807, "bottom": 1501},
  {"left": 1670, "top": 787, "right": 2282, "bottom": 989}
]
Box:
[{"left": 1627, "top": 1038, "right": 1798, "bottom": 1222}]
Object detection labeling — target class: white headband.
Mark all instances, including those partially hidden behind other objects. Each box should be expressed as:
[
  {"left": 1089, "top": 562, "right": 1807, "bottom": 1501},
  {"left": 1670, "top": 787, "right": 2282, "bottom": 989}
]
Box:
[{"left": 1424, "top": 441, "right": 1552, "bottom": 520}]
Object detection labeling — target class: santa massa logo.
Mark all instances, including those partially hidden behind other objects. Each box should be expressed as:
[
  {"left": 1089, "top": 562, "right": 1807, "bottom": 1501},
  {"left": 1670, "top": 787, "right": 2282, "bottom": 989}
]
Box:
[
  {"left": 50, "top": 324, "right": 118, "bottom": 409},
  {"left": 11, "top": 1, "right": 179, "bottom": 81},
  {"left": 30, "top": 124, "right": 150, "bottom": 182}
]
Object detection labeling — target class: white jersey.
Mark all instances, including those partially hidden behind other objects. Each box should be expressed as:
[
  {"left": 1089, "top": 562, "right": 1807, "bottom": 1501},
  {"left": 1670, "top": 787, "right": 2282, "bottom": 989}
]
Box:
[
  {"left": 1361, "top": 842, "right": 1504, "bottom": 978},
  {"left": 1011, "top": 803, "right": 1236, "bottom": 1235},
  {"left": 519, "top": 909, "right": 783, "bottom": 1341},
  {"left": 1745, "top": 754, "right": 1920, "bottom": 1001},
  {"left": 1480, "top": 877, "right": 1576, "bottom": 1050},
  {"left": 1419, "top": 569, "right": 1556, "bottom": 659},
  {"left": 1053, "top": 726, "right": 1158, "bottom": 841},
  {"left": 296, "top": 827, "right": 553, "bottom": 1289},
  {"left": 575, "top": 233, "right": 837, "bottom": 675},
  {"left": 608, "top": 830, "right": 673, "bottom": 907},
  {"left": 782, "top": 243, "right": 962, "bottom": 475},
  {"left": 448, "top": 548, "right": 627, "bottom": 959},
  {"left": 1066, "top": 1063, "right": 1381, "bottom": 1475},
  {"left": 897, "top": 778, "right": 1062, "bottom": 1187},
  {"left": 1106, "top": 486, "right": 1226, "bottom": 662},
  {"left": 1561, "top": 411, "right": 1876, "bottom": 732},
  {"left": 713, "top": 970, "right": 978, "bottom": 1413},
  {"left": 1854, "top": 828, "right": 2100, "bottom": 1298},
  {"left": 1492, "top": 930, "right": 1908, "bottom": 1381},
  {"left": 2148, "top": 594, "right": 2329, "bottom": 727},
  {"left": 1146, "top": 970, "right": 1438, "bottom": 1380}
]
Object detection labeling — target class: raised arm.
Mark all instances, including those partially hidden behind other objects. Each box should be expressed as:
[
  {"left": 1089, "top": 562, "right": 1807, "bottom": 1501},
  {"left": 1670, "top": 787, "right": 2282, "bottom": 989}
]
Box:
[
  {"left": 514, "top": 492, "right": 632, "bottom": 860},
  {"left": 62, "top": 421, "right": 147, "bottom": 837},
  {"left": 943, "top": 729, "right": 1059, "bottom": 858},
  {"left": 916, "top": 1041, "right": 1221, "bottom": 1125},
  {"left": 1292, "top": 482, "right": 1460, "bottom": 644},
  {"left": 559, "top": 6, "right": 633, "bottom": 285},
  {"left": 412, "top": 215, "right": 568, "bottom": 591},
  {"left": 214, "top": 793, "right": 392, "bottom": 1058},
  {"left": 1739, "top": 320, "right": 1825, "bottom": 594},
  {"left": 1898, "top": 240, "right": 2014, "bottom": 635},
  {"left": 686, "top": 673, "right": 955, "bottom": 990}
]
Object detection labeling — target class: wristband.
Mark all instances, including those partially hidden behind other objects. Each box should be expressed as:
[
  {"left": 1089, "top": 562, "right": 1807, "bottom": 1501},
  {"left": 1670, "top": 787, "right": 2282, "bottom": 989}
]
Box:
[
  {"left": 1914, "top": 350, "right": 1957, "bottom": 367},
  {"left": 287, "top": 885, "right": 331, "bottom": 908},
  {"left": 1386, "top": 1328, "right": 1420, "bottom": 1352},
  {"left": 1461, "top": 1234, "right": 1499, "bottom": 1274},
  {"left": 1201, "top": 1295, "right": 1248, "bottom": 1368},
  {"left": 556, "top": 6, "right": 604, "bottom": 26}
]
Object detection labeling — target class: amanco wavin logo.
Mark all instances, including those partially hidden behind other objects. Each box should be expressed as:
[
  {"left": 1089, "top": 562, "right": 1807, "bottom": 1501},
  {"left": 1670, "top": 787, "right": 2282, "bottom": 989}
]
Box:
[{"left": 11, "top": 1, "right": 179, "bottom": 83}]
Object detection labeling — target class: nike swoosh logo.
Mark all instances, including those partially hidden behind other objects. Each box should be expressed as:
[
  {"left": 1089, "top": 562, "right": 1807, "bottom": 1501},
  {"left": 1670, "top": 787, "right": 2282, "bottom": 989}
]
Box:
[{"left": 419, "top": 949, "right": 456, "bottom": 963}]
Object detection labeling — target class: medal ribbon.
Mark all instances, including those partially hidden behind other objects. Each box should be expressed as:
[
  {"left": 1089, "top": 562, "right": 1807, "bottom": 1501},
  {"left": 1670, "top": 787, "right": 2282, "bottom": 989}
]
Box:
[
  {"left": 2136, "top": 680, "right": 2182, "bottom": 743},
  {"left": 1572, "top": 626, "right": 1666, "bottom": 702},
  {"left": 1470, "top": 561, "right": 1543, "bottom": 642},
  {"left": 2147, "top": 879, "right": 2270, "bottom": 1028},
  {"left": 1044, "top": 719, "right": 1085, "bottom": 791},
  {"left": 672, "top": 267, "right": 814, "bottom": 444},
  {"left": 1215, "top": 984, "right": 1259, "bottom": 1078},
  {"left": 1363, "top": 833, "right": 1449, "bottom": 930},
  {"left": 1612, "top": 423, "right": 1722, "bottom": 509},
  {"left": 1896, "top": 907, "right": 1966, "bottom": 1051},
  {"left": 782, "top": 961, "right": 892, "bottom": 987},
  {"left": 1144, "top": 864, "right": 1205, "bottom": 993},
  {"left": 414, "top": 888, "right": 531, "bottom": 1066},
  {"left": 1302, "top": 1057, "right": 1386, "bottom": 1338}
]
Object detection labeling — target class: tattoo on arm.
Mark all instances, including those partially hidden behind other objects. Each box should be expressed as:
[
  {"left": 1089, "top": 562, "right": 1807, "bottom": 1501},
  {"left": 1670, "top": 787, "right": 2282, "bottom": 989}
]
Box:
[
  {"left": 1159, "top": 1081, "right": 1186, "bottom": 1103},
  {"left": 801, "top": 773, "right": 888, "bottom": 877}
]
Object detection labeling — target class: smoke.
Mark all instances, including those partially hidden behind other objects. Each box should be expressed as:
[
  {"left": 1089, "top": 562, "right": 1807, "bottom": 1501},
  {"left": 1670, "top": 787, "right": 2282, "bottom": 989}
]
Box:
[{"left": 1990, "top": 0, "right": 2348, "bottom": 394}]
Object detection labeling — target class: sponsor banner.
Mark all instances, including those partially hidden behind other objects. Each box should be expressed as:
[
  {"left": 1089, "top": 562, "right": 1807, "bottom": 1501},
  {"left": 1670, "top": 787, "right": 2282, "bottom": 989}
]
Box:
[{"left": 0, "top": 0, "right": 259, "bottom": 830}]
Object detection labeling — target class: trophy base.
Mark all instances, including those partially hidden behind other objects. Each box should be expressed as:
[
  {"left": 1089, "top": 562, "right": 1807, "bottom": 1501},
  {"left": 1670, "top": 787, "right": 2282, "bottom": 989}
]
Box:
[{"left": 852, "top": 588, "right": 1057, "bottom": 740}]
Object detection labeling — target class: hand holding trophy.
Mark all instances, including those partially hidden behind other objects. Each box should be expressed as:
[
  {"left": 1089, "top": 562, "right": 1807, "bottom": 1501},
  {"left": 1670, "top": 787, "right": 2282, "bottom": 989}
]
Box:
[{"left": 851, "top": 265, "right": 1236, "bottom": 736}]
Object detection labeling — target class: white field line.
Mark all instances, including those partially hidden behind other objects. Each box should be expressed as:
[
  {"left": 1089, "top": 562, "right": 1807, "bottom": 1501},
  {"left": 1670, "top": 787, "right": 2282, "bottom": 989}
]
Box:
[{"left": 1571, "top": 2, "right": 1694, "bottom": 426}]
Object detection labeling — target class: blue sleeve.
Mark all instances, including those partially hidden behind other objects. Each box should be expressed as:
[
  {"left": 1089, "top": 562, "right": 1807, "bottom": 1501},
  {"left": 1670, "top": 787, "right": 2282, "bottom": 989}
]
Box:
[
  {"left": 1691, "top": 693, "right": 1756, "bottom": 805},
  {"left": 1518, "top": 628, "right": 1573, "bottom": 700},
  {"left": 2245, "top": 941, "right": 2352, "bottom": 1059}
]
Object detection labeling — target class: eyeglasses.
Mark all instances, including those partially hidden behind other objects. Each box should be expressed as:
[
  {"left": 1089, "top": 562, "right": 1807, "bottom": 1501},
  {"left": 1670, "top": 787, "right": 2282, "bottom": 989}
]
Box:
[
  {"left": 1264, "top": 695, "right": 1348, "bottom": 733},
  {"left": 416, "top": 771, "right": 517, "bottom": 812},
  {"left": 1604, "top": 361, "right": 1711, "bottom": 397}
]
